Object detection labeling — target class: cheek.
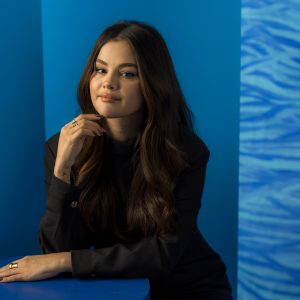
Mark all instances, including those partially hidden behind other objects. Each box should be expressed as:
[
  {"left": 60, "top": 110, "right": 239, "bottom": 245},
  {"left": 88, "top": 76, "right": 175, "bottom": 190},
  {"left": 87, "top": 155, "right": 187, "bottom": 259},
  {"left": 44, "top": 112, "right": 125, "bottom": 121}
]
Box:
[
  {"left": 126, "top": 82, "right": 143, "bottom": 99},
  {"left": 89, "top": 79, "right": 96, "bottom": 97},
  {"left": 89, "top": 76, "right": 100, "bottom": 98}
]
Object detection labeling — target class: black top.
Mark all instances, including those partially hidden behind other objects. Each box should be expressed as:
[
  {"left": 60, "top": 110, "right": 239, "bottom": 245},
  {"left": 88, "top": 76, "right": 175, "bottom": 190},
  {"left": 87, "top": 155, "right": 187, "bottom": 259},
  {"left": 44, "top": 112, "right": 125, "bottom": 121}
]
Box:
[{"left": 39, "top": 127, "right": 232, "bottom": 299}]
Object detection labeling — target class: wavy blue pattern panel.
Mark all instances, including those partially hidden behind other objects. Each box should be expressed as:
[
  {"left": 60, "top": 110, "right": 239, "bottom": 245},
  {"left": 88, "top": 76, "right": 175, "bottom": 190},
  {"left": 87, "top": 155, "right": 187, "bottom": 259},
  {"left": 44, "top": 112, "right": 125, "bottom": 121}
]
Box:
[{"left": 239, "top": 1, "right": 300, "bottom": 299}]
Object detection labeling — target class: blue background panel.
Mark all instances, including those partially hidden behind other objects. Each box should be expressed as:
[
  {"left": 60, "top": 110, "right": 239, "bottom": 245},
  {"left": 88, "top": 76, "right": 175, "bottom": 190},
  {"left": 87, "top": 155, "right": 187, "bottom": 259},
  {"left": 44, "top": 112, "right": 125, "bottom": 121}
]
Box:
[
  {"left": 0, "top": 1, "right": 240, "bottom": 298},
  {"left": 238, "top": 1, "right": 300, "bottom": 299},
  {"left": 0, "top": 0, "right": 45, "bottom": 257}
]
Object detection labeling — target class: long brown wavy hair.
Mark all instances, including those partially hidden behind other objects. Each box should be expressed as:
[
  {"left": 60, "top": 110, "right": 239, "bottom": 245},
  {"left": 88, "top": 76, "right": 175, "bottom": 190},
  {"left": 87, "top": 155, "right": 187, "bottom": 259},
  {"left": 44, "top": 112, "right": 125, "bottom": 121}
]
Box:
[{"left": 73, "top": 20, "right": 194, "bottom": 241}]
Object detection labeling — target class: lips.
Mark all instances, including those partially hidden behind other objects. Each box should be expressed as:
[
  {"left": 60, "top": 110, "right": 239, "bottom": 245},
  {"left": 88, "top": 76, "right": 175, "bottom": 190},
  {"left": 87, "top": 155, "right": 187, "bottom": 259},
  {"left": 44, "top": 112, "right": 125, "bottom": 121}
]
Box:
[{"left": 99, "top": 93, "right": 120, "bottom": 101}]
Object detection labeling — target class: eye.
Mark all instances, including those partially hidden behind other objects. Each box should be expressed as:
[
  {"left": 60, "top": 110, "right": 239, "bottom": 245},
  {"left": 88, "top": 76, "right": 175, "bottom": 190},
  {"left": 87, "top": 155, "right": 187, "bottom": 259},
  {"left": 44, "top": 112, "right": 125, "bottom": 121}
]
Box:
[
  {"left": 120, "top": 71, "right": 138, "bottom": 79},
  {"left": 95, "top": 67, "right": 106, "bottom": 74}
]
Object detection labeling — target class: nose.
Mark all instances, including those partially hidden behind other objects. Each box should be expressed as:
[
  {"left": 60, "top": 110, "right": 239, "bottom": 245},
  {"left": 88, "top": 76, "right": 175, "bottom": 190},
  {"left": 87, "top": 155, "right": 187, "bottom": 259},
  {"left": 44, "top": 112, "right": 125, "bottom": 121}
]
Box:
[{"left": 102, "top": 72, "right": 118, "bottom": 90}]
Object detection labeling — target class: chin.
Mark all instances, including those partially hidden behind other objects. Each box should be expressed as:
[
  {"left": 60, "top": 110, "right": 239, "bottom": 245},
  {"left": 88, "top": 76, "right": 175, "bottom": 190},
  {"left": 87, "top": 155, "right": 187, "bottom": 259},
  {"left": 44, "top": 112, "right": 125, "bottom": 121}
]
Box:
[
  {"left": 96, "top": 111, "right": 122, "bottom": 119},
  {"left": 93, "top": 108, "right": 115, "bottom": 118}
]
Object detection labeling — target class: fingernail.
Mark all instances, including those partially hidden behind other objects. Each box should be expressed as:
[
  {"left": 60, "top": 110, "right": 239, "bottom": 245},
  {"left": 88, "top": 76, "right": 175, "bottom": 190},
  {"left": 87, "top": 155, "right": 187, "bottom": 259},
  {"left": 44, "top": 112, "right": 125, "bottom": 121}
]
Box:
[{"left": 95, "top": 114, "right": 102, "bottom": 118}]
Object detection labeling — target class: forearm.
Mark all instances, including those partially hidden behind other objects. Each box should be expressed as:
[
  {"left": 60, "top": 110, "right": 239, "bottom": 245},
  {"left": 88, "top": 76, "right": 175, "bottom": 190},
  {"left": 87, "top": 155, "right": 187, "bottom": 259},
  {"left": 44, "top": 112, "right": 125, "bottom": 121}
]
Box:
[
  {"left": 39, "top": 175, "right": 91, "bottom": 253},
  {"left": 39, "top": 206, "right": 92, "bottom": 253},
  {"left": 54, "top": 161, "right": 72, "bottom": 184},
  {"left": 52, "top": 252, "right": 72, "bottom": 273}
]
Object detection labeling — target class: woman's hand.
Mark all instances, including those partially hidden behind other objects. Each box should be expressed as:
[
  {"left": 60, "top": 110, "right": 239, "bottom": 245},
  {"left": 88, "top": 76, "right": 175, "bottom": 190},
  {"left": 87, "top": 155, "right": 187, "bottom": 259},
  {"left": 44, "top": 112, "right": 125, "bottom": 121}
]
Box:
[
  {"left": 54, "top": 113, "right": 106, "bottom": 183},
  {"left": 0, "top": 252, "right": 72, "bottom": 282}
]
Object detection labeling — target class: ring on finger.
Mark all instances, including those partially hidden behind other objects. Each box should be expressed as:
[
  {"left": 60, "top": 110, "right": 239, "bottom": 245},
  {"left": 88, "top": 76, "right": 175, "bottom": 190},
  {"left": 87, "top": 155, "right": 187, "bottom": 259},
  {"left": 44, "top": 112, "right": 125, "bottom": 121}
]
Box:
[
  {"left": 71, "top": 119, "right": 78, "bottom": 128},
  {"left": 8, "top": 262, "right": 18, "bottom": 269}
]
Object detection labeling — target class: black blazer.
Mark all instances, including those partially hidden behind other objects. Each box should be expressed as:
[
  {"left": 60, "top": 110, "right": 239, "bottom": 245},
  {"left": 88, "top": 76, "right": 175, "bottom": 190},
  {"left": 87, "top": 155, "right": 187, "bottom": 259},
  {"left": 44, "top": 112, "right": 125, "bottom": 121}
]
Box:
[{"left": 39, "top": 127, "right": 232, "bottom": 299}]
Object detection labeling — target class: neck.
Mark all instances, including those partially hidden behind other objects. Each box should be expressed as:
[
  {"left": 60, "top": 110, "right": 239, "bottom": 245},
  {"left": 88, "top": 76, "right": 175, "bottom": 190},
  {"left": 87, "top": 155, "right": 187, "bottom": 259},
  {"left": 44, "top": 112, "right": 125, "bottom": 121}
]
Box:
[{"left": 103, "top": 112, "right": 144, "bottom": 143}]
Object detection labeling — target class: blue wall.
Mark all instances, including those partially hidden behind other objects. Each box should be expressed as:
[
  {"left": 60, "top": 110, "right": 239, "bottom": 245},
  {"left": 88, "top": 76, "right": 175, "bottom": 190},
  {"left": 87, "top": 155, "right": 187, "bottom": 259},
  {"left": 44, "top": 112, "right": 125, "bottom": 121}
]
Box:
[
  {"left": 1, "top": 1, "right": 240, "bottom": 297},
  {"left": 238, "top": 1, "right": 300, "bottom": 299},
  {"left": 42, "top": 1, "right": 240, "bottom": 296},
  {"left": 0, "top": 1, "right": 45, "bottom": 257}
]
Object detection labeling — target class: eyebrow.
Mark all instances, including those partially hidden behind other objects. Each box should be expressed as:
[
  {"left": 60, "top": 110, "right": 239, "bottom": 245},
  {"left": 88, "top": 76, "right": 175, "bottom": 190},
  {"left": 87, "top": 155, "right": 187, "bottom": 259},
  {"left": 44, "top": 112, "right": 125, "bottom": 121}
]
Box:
[{"left": 96, "top": 59, "right": 137, "bottom": 68}]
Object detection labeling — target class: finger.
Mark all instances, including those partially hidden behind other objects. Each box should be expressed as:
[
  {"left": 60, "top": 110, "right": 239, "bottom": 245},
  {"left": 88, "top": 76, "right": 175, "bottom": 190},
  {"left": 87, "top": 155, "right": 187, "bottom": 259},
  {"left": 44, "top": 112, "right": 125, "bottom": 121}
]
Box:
[
  {"left": 0, "top": 268, "right": 21, "bottom": 279},
  {"left": 0, "top": 256, "right": 26, "bottom": 275},
  {"left": 0, "top": 264, "right": 18, "bottom": 275},
  {"left": 78, "top": 119, "right": 106, "bottom": 132},
  {"left": 68, "top": 118, "right": 106, "bottom": 134},
  {"left": 0, "top": 265, "right": 7, "bottom": 273},
  {"left": 75, "top": 113, "right": 103, "bottom": 122},
  {"left": 72, "top": 120, "right": 106, "bottom": 136},
  {"left": 0, "top": 273, "right": 23, "bottom": 283},
  {"left": 65, "top": 114, "right": 101, "bottom": 129},
  {"left": 71, "top": 128, "right": 104, "bottom": 139}
]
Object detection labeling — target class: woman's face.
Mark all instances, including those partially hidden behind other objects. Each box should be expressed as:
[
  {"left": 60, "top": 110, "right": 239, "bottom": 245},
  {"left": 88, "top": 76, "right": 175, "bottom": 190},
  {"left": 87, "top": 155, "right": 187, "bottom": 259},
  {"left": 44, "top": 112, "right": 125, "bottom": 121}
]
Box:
[{"left": 90, "top": 40, "right": 144, "bottom": 119}]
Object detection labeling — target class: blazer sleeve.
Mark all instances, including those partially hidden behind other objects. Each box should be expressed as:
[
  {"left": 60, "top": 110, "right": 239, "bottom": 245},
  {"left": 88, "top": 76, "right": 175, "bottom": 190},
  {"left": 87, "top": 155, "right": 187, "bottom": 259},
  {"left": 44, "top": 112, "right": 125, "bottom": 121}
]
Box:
[
  {"left": 70, "top": 135, "right": 210, "bottom": 279},
  {"left": 38, "top": 134, "right": 92, "bottom": 252}
]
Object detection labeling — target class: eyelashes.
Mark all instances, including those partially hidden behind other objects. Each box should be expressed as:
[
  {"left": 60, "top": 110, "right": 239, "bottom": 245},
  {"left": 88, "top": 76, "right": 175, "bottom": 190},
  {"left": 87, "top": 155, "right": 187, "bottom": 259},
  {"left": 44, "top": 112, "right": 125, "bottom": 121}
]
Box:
[
  {"left": 94, "top": 67, "right": 138, "bottom": 79},
  {"left": 121, "top": 72, "right": 138, "bottom": 78}
]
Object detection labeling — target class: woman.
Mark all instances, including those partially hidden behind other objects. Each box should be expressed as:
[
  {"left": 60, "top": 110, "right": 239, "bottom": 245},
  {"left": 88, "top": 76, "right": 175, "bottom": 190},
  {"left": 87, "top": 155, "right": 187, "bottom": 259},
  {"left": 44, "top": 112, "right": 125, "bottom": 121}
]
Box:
[{"left": 0, "top": 20, "right": 232, "bottom": 299}]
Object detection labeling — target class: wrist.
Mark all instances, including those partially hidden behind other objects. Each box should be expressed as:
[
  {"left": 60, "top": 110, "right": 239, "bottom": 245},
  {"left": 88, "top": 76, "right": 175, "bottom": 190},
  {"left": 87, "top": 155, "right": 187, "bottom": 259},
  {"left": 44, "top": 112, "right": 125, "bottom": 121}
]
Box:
[
  {"left": 54, "top": 172, "right": 71, "bottom": 184},
  {"left": 55, "top": 252, "right": 72, "bottom": 273},
  {"left": 54, "top": 157, "right": 73, "bottom": 171},
  {"left": 54, "top": 163, "right": 72, "bottom": 184}
]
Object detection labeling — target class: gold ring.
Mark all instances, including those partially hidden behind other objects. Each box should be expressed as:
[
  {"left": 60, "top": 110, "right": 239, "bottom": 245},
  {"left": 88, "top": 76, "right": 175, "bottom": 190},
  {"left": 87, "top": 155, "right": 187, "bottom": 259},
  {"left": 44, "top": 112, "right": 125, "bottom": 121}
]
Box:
[
  {"left": 71, "top": 119, "right": 78, "bottom": 128},
  {"left": 8, "top": 262, "right": 18, "bottom": 269}
]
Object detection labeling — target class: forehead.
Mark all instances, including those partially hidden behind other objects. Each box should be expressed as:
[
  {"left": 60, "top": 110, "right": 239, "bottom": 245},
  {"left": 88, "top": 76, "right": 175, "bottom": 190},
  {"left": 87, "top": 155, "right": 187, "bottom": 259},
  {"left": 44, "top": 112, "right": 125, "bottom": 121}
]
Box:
[{"left": 96, "top": 40, "right": 137, "bottom": 64}]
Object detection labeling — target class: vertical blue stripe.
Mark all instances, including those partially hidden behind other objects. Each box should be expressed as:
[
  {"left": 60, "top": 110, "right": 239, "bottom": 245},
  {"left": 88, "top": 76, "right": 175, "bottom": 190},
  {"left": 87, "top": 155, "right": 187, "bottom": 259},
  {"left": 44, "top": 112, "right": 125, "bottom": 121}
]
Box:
[{"left": 239, "top": 1, "right": 300, "bottom": 299}]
